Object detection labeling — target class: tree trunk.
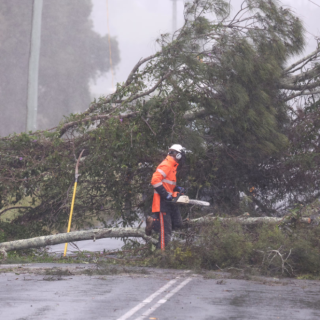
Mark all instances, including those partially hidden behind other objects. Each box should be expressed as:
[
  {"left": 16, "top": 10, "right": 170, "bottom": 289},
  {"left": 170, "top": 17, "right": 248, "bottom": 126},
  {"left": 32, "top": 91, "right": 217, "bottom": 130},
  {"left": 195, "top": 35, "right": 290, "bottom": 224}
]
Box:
[
  {"left": 0, "top": 227, "right": 157, "bottom": 257},
  {"left": 186, "top": 215, "right": 316, "bottom": 225}
]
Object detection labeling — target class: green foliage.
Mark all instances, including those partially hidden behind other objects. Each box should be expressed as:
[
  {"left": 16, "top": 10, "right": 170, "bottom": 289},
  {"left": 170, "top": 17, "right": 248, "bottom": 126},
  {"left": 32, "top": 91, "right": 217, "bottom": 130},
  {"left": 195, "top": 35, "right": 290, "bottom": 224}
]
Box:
[
  {"left": 135, "top": 223, "right": 320, "bottom": 277},
  {"left": 198, "top": 223, "right": 320, "bottom": 276},
  {"left": 0, "top": 229, "right": 5, "bottom": 243},
  {"left": 1, "top": 248, "right": 78, "bottom": 265},
  {"left": 0, "top": 220, "right": 46, "bottom": 243},
  {"left": 199, "top": 221, "right": 253, "bottom": 269},
  {"left": 143, "top": 242, "right": 197, "bottom": 269}
]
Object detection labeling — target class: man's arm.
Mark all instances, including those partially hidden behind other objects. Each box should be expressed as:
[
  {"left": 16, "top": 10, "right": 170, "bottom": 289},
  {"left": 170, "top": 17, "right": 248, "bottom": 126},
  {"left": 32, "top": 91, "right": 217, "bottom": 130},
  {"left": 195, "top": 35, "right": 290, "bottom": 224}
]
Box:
[{"left": 151, "top": 164, "right": 172, "bottom": 200}]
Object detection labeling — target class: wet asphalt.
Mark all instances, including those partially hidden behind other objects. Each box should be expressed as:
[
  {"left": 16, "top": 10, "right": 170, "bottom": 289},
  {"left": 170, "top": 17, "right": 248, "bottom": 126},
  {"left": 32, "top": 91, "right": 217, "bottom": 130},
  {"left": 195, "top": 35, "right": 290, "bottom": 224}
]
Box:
[{"left": 1, "top": 263, "right": 320, "bottom": 320}]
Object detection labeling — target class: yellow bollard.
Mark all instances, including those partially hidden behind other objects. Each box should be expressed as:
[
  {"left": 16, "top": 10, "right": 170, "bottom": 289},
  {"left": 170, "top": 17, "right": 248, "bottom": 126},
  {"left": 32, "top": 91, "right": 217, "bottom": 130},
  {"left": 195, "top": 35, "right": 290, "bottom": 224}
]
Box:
[{"left": 63, "top": 149, "right": 85, "bottom": 257}]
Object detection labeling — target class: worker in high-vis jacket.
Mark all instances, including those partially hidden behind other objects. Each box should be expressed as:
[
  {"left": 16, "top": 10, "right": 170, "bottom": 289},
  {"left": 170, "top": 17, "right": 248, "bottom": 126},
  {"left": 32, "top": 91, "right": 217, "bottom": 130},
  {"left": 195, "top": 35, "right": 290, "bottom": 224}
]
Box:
[{"left": 145, "top": 144, "right": 186, "bottom": 250}]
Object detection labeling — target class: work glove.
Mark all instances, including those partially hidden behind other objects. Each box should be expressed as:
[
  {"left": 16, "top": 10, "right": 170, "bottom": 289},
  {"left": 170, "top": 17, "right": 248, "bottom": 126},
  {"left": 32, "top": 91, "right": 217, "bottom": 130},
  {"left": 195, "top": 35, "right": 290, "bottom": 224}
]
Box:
[
  {"left": 155, "top": 185, "right": 173, "bottom": 201},
  {"left": 175, "top": 186, "right": 186, "bottom": 194}
]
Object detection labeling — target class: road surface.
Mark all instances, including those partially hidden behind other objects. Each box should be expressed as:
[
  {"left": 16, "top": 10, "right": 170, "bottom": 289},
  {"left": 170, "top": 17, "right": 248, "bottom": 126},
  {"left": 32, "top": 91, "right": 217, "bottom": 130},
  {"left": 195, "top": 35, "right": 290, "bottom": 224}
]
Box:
[{"left": 1, "top": 263, "right": 320, "bottom": 320}]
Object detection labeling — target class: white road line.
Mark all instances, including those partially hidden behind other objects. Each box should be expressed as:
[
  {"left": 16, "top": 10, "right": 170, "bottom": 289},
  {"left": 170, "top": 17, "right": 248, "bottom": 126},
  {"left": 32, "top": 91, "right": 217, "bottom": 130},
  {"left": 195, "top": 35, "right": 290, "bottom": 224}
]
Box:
[
  {"left": 116, "top": 277, "right": 179, "bottom": 320},
  {"left": 133, "top": 277, "right": 193, "bottom": 320}
]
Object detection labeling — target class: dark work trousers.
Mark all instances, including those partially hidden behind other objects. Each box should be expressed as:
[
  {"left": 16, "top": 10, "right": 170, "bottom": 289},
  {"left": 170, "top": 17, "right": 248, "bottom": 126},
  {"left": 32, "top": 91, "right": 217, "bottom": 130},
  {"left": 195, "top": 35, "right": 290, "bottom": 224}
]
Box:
[{"left": 151, "top": 205, "right": 182, "bottom": 250}]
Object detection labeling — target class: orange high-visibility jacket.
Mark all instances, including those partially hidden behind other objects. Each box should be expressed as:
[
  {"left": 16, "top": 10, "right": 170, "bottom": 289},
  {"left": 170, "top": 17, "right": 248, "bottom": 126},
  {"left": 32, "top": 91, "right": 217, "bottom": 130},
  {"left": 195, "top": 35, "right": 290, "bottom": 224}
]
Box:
[{"left": 151, "top": 155, "right": 179, "bottom": 212}]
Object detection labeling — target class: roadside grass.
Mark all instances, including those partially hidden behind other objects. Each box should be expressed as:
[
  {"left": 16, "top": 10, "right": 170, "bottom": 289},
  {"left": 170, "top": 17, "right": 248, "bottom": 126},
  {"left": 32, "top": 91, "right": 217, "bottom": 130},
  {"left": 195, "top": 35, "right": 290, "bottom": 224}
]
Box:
[
  {"left": 2, "top": 250, "right": 74, "bottom": 265},
  {"left": 1, "top": 249, "right": 103, "bottom": 265}
]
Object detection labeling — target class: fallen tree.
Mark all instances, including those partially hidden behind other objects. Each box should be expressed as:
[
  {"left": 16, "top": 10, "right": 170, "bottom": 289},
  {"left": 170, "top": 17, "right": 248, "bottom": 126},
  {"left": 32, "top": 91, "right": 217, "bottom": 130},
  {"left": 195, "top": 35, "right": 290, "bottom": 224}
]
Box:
[
  {"left": 0, "top": 227, "right": 157, "bottom": 259},
  {"left": 186, "top": 215, "right": 319, "bottom": 225},
  {"left": 1, "top": 213, "right": 319, "bottom": 260},
  {"left": 1, "top": 0, "right": 320, "bottom": 236}
]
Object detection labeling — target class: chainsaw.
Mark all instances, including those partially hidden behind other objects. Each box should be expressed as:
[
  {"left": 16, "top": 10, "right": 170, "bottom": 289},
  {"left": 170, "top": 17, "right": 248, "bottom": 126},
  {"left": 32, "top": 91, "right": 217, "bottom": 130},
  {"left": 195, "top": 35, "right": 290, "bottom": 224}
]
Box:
[{"left": 172, "top": 194, "right": 210, "bottom": 207}]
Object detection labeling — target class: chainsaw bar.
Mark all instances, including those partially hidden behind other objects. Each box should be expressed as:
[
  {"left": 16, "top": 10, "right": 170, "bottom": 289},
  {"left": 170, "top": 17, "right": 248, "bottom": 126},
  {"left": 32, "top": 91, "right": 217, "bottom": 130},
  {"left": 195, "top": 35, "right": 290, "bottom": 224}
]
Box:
[
  {"left": 172, "top": 195, "right": 210, "bottom": 207},
  {"left": 188, "top": 199, "right": 210, "bottom": 206}
]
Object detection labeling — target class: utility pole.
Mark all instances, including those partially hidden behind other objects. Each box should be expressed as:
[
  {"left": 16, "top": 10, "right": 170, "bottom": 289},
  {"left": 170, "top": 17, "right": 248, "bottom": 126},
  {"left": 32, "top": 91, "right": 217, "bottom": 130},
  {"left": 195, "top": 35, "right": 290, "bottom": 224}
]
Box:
[
  {"left": 26, "top": 0, "right": 43, "bottom": 132},
  {"left": 172, "top": 0, "right": 177, "bottom": 33}
]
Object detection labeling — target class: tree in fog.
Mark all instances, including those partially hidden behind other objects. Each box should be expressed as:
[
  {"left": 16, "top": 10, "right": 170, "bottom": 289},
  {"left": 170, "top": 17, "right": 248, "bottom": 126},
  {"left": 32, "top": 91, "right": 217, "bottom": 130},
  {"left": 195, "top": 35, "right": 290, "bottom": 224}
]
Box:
[
  {"left": 1, "top": 0, "right": 320, "bottom": 237},
  {"left": 0, "top": 0, "right": 120, "bottom": 136}
]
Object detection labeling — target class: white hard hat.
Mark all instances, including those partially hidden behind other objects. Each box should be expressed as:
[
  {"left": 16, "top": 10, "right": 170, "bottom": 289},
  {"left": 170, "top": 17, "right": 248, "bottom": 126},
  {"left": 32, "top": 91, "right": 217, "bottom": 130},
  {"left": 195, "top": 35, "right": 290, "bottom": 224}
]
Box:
[{"left": 169, "top": 144, "right": 186, "bottom": 153}]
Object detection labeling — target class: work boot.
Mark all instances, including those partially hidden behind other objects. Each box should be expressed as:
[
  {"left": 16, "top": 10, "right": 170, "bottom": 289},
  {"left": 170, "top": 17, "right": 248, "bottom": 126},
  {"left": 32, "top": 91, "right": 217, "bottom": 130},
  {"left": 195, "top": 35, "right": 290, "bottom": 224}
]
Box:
[{"left": 145, "top": 216, "right": 154, "bottom": 236}]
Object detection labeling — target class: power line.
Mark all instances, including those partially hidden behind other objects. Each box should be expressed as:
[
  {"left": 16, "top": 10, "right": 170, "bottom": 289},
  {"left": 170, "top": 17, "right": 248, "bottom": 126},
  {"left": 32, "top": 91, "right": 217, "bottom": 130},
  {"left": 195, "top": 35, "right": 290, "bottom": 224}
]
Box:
[{"left": 308, "top": 0, "right": 320, "bottom": 8}]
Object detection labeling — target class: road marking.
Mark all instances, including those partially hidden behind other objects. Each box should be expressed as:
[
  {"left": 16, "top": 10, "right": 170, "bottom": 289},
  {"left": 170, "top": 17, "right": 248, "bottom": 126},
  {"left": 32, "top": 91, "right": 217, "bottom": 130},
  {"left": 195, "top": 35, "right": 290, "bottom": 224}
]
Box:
[
  {"left": 133, "top": 277, "right": 193, "bottom": 320},
  {"left": 116, "top": 277, "right": 179, "bottom": 320}
]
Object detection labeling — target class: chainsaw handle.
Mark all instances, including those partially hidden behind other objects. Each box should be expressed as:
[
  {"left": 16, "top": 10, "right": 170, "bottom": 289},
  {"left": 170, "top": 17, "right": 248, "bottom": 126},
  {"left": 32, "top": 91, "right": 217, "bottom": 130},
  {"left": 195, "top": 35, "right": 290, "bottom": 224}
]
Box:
[{"left": 166, "top": 192, "right": 181, "bottom": 203}]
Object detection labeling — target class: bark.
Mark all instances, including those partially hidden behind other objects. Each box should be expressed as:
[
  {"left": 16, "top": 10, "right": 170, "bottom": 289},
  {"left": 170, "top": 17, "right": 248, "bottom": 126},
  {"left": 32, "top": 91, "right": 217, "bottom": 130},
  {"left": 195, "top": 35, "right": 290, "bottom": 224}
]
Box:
[
  {"left": 0, "top": 227, "right": 157, "bottom": 255},
  {"left": 186, "top": 215, "right": 317, "bottom": 225}
]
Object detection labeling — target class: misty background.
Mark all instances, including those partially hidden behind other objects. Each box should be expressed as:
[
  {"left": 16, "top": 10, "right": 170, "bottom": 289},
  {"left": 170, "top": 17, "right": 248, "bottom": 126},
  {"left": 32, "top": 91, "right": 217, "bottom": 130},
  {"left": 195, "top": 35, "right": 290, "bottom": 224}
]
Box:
[{"left": 0, "top": 0, "right": 319, "bottom": 137}]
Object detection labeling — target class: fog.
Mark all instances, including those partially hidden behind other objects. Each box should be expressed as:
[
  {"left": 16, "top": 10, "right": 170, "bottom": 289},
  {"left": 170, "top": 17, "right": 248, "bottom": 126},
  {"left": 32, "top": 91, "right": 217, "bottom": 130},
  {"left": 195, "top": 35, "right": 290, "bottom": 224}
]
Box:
[
  {"left": 91, "top": 0, "right": 319, "bottom": 95},
  {"left": 0, "top": 0, "right": 319, "bottom": 136}
]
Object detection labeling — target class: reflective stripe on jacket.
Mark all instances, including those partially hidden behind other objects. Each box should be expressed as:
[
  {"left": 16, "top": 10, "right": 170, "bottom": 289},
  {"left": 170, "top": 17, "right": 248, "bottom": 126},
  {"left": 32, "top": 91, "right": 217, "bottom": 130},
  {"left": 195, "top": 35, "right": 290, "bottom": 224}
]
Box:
[{"left": 151, "top": 155, "right": 179, "bottom": 212}]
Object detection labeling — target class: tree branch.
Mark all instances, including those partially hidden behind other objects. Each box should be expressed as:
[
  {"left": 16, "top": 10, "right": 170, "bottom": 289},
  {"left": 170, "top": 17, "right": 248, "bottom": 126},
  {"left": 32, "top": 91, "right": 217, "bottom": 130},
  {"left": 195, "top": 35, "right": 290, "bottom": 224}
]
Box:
[
  {"left": 284, "top": 90, "right": 320, "bottom": 102},
  {"left": 125, "top": 53, "right": 158, "bottom": 86},
  {"left": 58, "top": 71, "right": 172, "bottom": 136},
  {"left": 279, "top": 78, "right": 320, "bottom": 91},
  {"left": 141, "top": 117, "right": 156, "bottom": 136},
  {"left": 280, "top": 62, "right": 320, "bottom": 91},
  {"left": 125, "top": 70, "right": 173, "bottom": 103},
  {"left": 0, "top": 206, "right": 31, "bottom": 216},
  {"left": 58, "top": 111, "right": 138, "bottom": 137},
  {"left": 0, "top": 227, "right": 157, "bottom": 254},
  {"left": 283, "top": 47, "right": 320, "bottom": 74}
]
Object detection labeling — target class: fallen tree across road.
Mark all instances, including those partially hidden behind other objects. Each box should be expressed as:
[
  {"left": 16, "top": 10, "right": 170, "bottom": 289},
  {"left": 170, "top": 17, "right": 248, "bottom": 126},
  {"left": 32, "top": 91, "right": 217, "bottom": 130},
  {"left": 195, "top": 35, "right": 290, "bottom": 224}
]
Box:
[
  {"left": 2, "top": 0, "right": 320, "bottom": 235},
  {"left": 0, "top": 227, "right": 157, "bottom": 259},
  {"left": 185, "top": 215, "right": 319, "bottom": 226},
  {"left": 1, "top": 214, "right": 319, "bottom": 260},
  {"left": 0, "top": 215, "right": 320, "bottom": 257}
]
